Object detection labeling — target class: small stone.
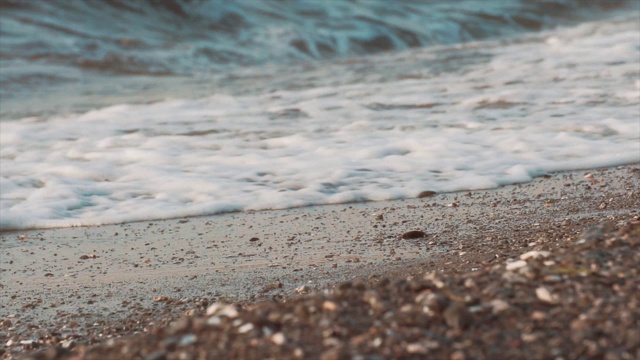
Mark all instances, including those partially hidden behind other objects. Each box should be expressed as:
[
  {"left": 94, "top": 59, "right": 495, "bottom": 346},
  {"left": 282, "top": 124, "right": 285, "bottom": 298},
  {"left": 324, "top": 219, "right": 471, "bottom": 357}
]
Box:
[
  {"left": 271, "top": 332, "right": 286, "bottom": 346},
  {"left": 206, "top": 303, "right": 221, "bottom": 315},
  {"left": 536, "top": 287, "right": 558, "bottom": 304},
  {"left": 295, "top": 285, "right": 311, "bottom": 294},
  {"left": 464, "top": 278, "right": 476, "bottom": 288},
  {"left": 249, "top": 237, "right": 260, "bottom": 242},
  {"left": 489, "top": 299, "right": 510, "bottom": 314},
  {"left": 206, "top": 317, "right": 221, "bottom": 326},
  {"left": 178, "top": 334, "right": 197, "bottom": 347},
  {"left": 406, "top": 343, "right": 427, "bottom": 354},
  {"left": 259, "top": 282, "right": 283, "bottom": 293},
  {"left": 531, "top": 311, "right": 547, "bottom": 321},
  {"left": 237, "top": 323, "right": 254, "bottom": 333},
  {"left": 402, "top": 230, "right": 426, "bottom": 239},
  {"left": 322, "top": 301, "right": 339, "bottom": 312},
  {"left": 520, "top": 250, "right": 551, "bottom": 260},
  {"left": 418, "top": 191, "right": 437, "bottom": 198},
  {"left": 506, "top": 260, "right": 527, "bottom": 271},
  {"left": 543, "top": 275, "right": 562, "bottom": 282},
  {"left": 206, "top": 303, "right": 239, "bottom": 318},
  {"left": 423, "top": 272, "right": 446, "bottom": 289},
  {"left": 219, "top": 305, "right": 240, "bottom": 318}
]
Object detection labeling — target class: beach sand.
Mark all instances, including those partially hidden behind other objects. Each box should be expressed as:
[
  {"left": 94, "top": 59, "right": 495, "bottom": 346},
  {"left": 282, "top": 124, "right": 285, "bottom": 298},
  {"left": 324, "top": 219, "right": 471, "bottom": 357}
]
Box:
[{"left": 1, "top": 165, "right": 639, "bottom": 359}]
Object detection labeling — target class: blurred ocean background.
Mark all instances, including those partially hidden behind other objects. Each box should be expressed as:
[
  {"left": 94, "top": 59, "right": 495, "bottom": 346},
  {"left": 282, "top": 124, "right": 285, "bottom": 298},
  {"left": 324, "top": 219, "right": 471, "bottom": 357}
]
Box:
[{"left": 1, "top": 0, "right": 639, "bottom": 230}]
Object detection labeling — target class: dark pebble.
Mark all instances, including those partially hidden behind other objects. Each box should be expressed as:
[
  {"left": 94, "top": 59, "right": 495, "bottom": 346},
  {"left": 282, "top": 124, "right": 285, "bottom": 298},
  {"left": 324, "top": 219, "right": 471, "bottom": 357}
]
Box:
[
  {"left": 418, "top": 191, "right": 437, "bottom": 198},
  {"left": 402, "top": 230, "right": 426, "bottom": 239}
]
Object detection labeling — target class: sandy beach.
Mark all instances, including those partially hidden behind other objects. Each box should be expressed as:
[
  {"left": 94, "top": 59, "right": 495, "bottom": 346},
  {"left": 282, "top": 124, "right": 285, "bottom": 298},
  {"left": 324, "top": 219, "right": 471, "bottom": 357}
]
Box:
[{"left": 1, "top": 164, "right": 639, "bottom": 359}]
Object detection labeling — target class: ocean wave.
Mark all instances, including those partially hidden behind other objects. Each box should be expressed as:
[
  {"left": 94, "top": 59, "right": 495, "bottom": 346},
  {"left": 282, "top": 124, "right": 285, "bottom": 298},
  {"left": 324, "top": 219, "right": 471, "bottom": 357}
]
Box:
[
  {"left": 1, "top": 13, "right": 638, "bottom": 230},
  {"left": 0, "top": 0, "right": 633, "bottom": 76}
]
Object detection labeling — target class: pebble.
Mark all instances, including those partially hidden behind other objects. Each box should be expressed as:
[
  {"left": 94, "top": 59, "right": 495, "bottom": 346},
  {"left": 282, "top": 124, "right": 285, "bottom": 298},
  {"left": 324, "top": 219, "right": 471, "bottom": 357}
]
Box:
[
  {"left": 520, "top": 250, "right": 551, "bottom": 260},
  {"left": 530, "top": 311, "right": 547, "bottom": 321},
  {"left": 322, "top": 301, "right": 338, "bottom": 312},
  {"left": 271, "top": 333, "right": 286, "bottom": 346},
  {"left": 178, "top": 334, "right": 197, "bottom": 347},
  {"left": 463, "top": 278, "right": 476, "bottom": 288},
  {"left": 237, "top": 323, "right": 254, "bottom": 333},
  {"left": 506, "top": 260, "right": 527, "bottom": 271},
  {"left": 418, "top": 191, "right": 437, "bottom": 198},
  {"left": 60, "top": 339, "right": 75, "bottom": 349},
  {"left": 402, "top": 230, "right": 426, "bottom": 239},
  {"left": 489, "top": 299, "right": 510, "bottom": 314},
  {"left": 206, "top": 303, "right": 222, "bottom": 316},
  {"left": 206, "top": 304, "right": 239, "bottom": 318},
  {"left": 406, "top": 343, "right": 427, "bottom": 354},
  {"left": 206, "top": 317, "right": 221, "bottom": 326},
  {"left": 535, "top": 287, "right": 558, "bottom": 304},
  {"left": 219, "top": 305, "right": 240, "bottom": 318}
]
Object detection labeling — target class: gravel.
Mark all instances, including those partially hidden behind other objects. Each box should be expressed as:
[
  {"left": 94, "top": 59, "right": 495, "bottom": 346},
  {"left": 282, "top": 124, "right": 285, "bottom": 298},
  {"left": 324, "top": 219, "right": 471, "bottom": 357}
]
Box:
[
  {"left": 2, "top": 166, "right": 638, "bottom": 360},
  {"left": 15, "top": 219, "right": 640, "bottom": 360}
]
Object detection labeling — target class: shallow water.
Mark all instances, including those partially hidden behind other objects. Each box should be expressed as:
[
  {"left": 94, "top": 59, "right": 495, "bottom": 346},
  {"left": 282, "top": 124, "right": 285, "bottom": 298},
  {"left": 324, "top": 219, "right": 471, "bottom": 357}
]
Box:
[{"left": 0, "top": 1, "right": 639, "bottom": 230}]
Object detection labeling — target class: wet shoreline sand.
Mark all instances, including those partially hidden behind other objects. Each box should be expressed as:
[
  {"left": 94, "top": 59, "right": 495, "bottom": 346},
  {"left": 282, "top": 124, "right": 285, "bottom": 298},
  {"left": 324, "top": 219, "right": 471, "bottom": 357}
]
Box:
[{"left": 1, "top": 164, "right": 639, "bottom": 359}]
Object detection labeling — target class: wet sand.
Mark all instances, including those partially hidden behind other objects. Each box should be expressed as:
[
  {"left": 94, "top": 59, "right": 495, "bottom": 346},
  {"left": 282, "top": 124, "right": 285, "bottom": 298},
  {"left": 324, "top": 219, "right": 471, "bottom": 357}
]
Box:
[{"left": 1, "top": 165, "right": 639, "bottom": 359}]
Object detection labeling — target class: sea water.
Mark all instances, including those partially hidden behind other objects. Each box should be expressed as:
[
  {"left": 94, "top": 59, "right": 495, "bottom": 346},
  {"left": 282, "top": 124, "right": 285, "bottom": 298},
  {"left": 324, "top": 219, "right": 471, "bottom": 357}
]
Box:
[{"left": 1, "top": 0, "right": 638, "bottom": 230}]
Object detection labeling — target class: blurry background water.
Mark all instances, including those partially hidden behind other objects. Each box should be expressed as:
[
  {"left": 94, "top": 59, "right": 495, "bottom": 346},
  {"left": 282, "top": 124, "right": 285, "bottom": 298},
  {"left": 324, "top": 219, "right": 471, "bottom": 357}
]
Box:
[
  {"left": 1, "top": 0, "right": 633, "bottom": 118},
  {"left": 0, "top": 0, "right": 638, "bottom": 230}
]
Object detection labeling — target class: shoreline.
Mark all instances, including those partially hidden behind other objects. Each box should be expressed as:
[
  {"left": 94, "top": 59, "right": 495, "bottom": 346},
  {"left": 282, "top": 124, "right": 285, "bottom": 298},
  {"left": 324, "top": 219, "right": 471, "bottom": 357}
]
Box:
[
  {"left": 1, "top": 162, "right": 637, "bottom": 235},
  {"left": 1, "top": 164, "right": 639, "bottom": 358}
]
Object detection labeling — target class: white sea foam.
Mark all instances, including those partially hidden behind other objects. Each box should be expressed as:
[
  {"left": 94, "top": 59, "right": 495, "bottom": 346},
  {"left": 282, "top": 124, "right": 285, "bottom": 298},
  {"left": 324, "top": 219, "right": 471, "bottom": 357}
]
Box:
[{"left": 1, "top": 16, "right": 638, "bottom": 230}]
